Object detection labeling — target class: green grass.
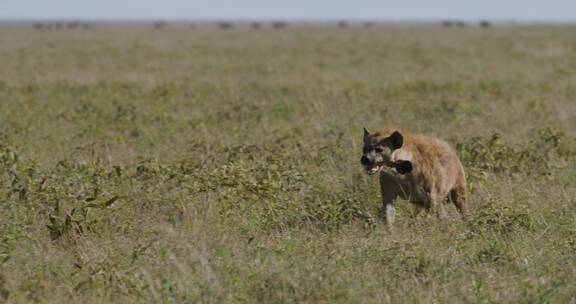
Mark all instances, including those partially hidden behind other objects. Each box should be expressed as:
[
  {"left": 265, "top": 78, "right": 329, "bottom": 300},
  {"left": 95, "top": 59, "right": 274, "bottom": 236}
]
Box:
[{"left": 1, "top": 25, "right": 576, "bottom": 303}]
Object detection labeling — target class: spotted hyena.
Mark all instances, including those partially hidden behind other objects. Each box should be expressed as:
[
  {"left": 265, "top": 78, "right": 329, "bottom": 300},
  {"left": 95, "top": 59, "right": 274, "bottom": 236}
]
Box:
[{"left": 360, "top": 127, "right": 469, "bottom": 227}]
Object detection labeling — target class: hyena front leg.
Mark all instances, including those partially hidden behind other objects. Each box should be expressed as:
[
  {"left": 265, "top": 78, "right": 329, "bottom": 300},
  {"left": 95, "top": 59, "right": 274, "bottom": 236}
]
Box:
[
  {"left": 412, "top": 204, "right": 425, "bottom": 218},
  {"left": 427, "top": 190, "right": 447, "bottom": 219},
  {"left": 380, "top": 174, "right": 400, "bottom": 229},
  {"left": 382, "top": 192, "right": 398, "bottom": 228}
]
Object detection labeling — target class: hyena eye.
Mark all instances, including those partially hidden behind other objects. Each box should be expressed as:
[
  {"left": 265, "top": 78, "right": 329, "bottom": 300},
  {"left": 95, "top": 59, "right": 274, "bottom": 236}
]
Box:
[{"left": 375, "top": 147, "right": 383, "bottom": 153}]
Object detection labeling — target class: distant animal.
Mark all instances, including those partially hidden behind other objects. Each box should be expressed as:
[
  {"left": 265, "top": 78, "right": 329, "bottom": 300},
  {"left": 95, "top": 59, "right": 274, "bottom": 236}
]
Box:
[
  {"left": 360, "top": 127, "right": 469, "bottom": 228},
  {"left": 479, "top": 20, "right": 491, "bottom": 28}
]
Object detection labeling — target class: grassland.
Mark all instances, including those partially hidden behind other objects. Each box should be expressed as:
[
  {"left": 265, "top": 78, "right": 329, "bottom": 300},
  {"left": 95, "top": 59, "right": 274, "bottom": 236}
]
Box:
[{"left": 0, "top": 25, "right": 575, "bottom": 303}]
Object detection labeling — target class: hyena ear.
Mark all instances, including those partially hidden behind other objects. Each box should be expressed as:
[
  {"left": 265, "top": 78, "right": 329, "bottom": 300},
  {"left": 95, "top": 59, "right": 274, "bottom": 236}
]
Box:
[
  {"left": 395, "top": 160, "right": 413, "bottom": 174},
  {"left": 390, "top": 131, "right": 403, "bottom": 150},
  {"left": 363, "top": 127, "right": 370, "bottom": 140}
]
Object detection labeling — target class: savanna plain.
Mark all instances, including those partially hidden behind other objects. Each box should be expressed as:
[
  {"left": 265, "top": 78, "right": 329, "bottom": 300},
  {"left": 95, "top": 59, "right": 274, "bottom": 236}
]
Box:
[{"left": 0, "top": 25, "right": 575, "bottom": 303}]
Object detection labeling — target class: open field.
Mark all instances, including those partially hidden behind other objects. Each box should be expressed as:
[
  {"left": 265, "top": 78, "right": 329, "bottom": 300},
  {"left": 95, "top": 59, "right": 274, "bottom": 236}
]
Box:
[{"left": 1, "top": 26, "right": 576, "bottom": 303}]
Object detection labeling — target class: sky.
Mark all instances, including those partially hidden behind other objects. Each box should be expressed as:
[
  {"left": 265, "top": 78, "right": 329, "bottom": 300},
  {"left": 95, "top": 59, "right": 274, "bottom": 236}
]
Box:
[{"left": 1, "top": 0, "right": 576, "bottom": 22}]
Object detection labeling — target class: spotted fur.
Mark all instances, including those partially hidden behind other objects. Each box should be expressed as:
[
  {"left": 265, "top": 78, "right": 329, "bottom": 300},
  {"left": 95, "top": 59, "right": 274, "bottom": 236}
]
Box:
[{"left": 361, "top": 127, "right": 469, "bottom": 227}]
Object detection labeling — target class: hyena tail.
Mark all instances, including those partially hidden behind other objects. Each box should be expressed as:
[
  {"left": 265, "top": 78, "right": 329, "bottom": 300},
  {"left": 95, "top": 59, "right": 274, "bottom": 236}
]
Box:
[{"left": 450, "top": 170, "right": 469, "bottom": 216}]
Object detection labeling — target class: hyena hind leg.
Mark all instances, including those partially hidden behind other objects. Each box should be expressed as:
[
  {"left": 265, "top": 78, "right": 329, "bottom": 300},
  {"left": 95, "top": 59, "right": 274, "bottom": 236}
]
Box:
[{"left": 450, "top": 182, "right": 469, "bottom": 216}]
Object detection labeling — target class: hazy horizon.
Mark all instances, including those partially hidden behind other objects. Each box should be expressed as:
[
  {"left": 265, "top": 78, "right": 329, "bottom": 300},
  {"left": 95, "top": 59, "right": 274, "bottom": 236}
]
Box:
[{"left": 1, "top": 0, "right": 576, "bottom": 22}]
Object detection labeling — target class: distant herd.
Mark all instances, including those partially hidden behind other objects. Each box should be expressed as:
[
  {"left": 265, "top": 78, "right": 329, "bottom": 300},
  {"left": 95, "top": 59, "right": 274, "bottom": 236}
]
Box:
[{"left": 28, "top": 20, "right": 492, "bottom": 31}]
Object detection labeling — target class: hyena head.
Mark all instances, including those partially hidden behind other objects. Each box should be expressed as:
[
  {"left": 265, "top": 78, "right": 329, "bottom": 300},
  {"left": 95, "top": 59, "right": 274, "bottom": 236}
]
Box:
[{"left": 360, "top": 128, "right": 412, "bottom": 174}]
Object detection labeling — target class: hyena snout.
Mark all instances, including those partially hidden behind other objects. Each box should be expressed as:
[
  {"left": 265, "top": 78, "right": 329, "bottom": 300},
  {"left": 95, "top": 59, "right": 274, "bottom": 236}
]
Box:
[{"left": 360, "top": 155, "right": 372, "bottom": 166}]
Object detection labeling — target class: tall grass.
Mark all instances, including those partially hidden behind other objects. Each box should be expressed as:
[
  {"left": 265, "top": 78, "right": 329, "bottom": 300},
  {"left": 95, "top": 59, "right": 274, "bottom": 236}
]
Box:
[{"left": 1, "top": 26, "right": 575, "bottom": 303}]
